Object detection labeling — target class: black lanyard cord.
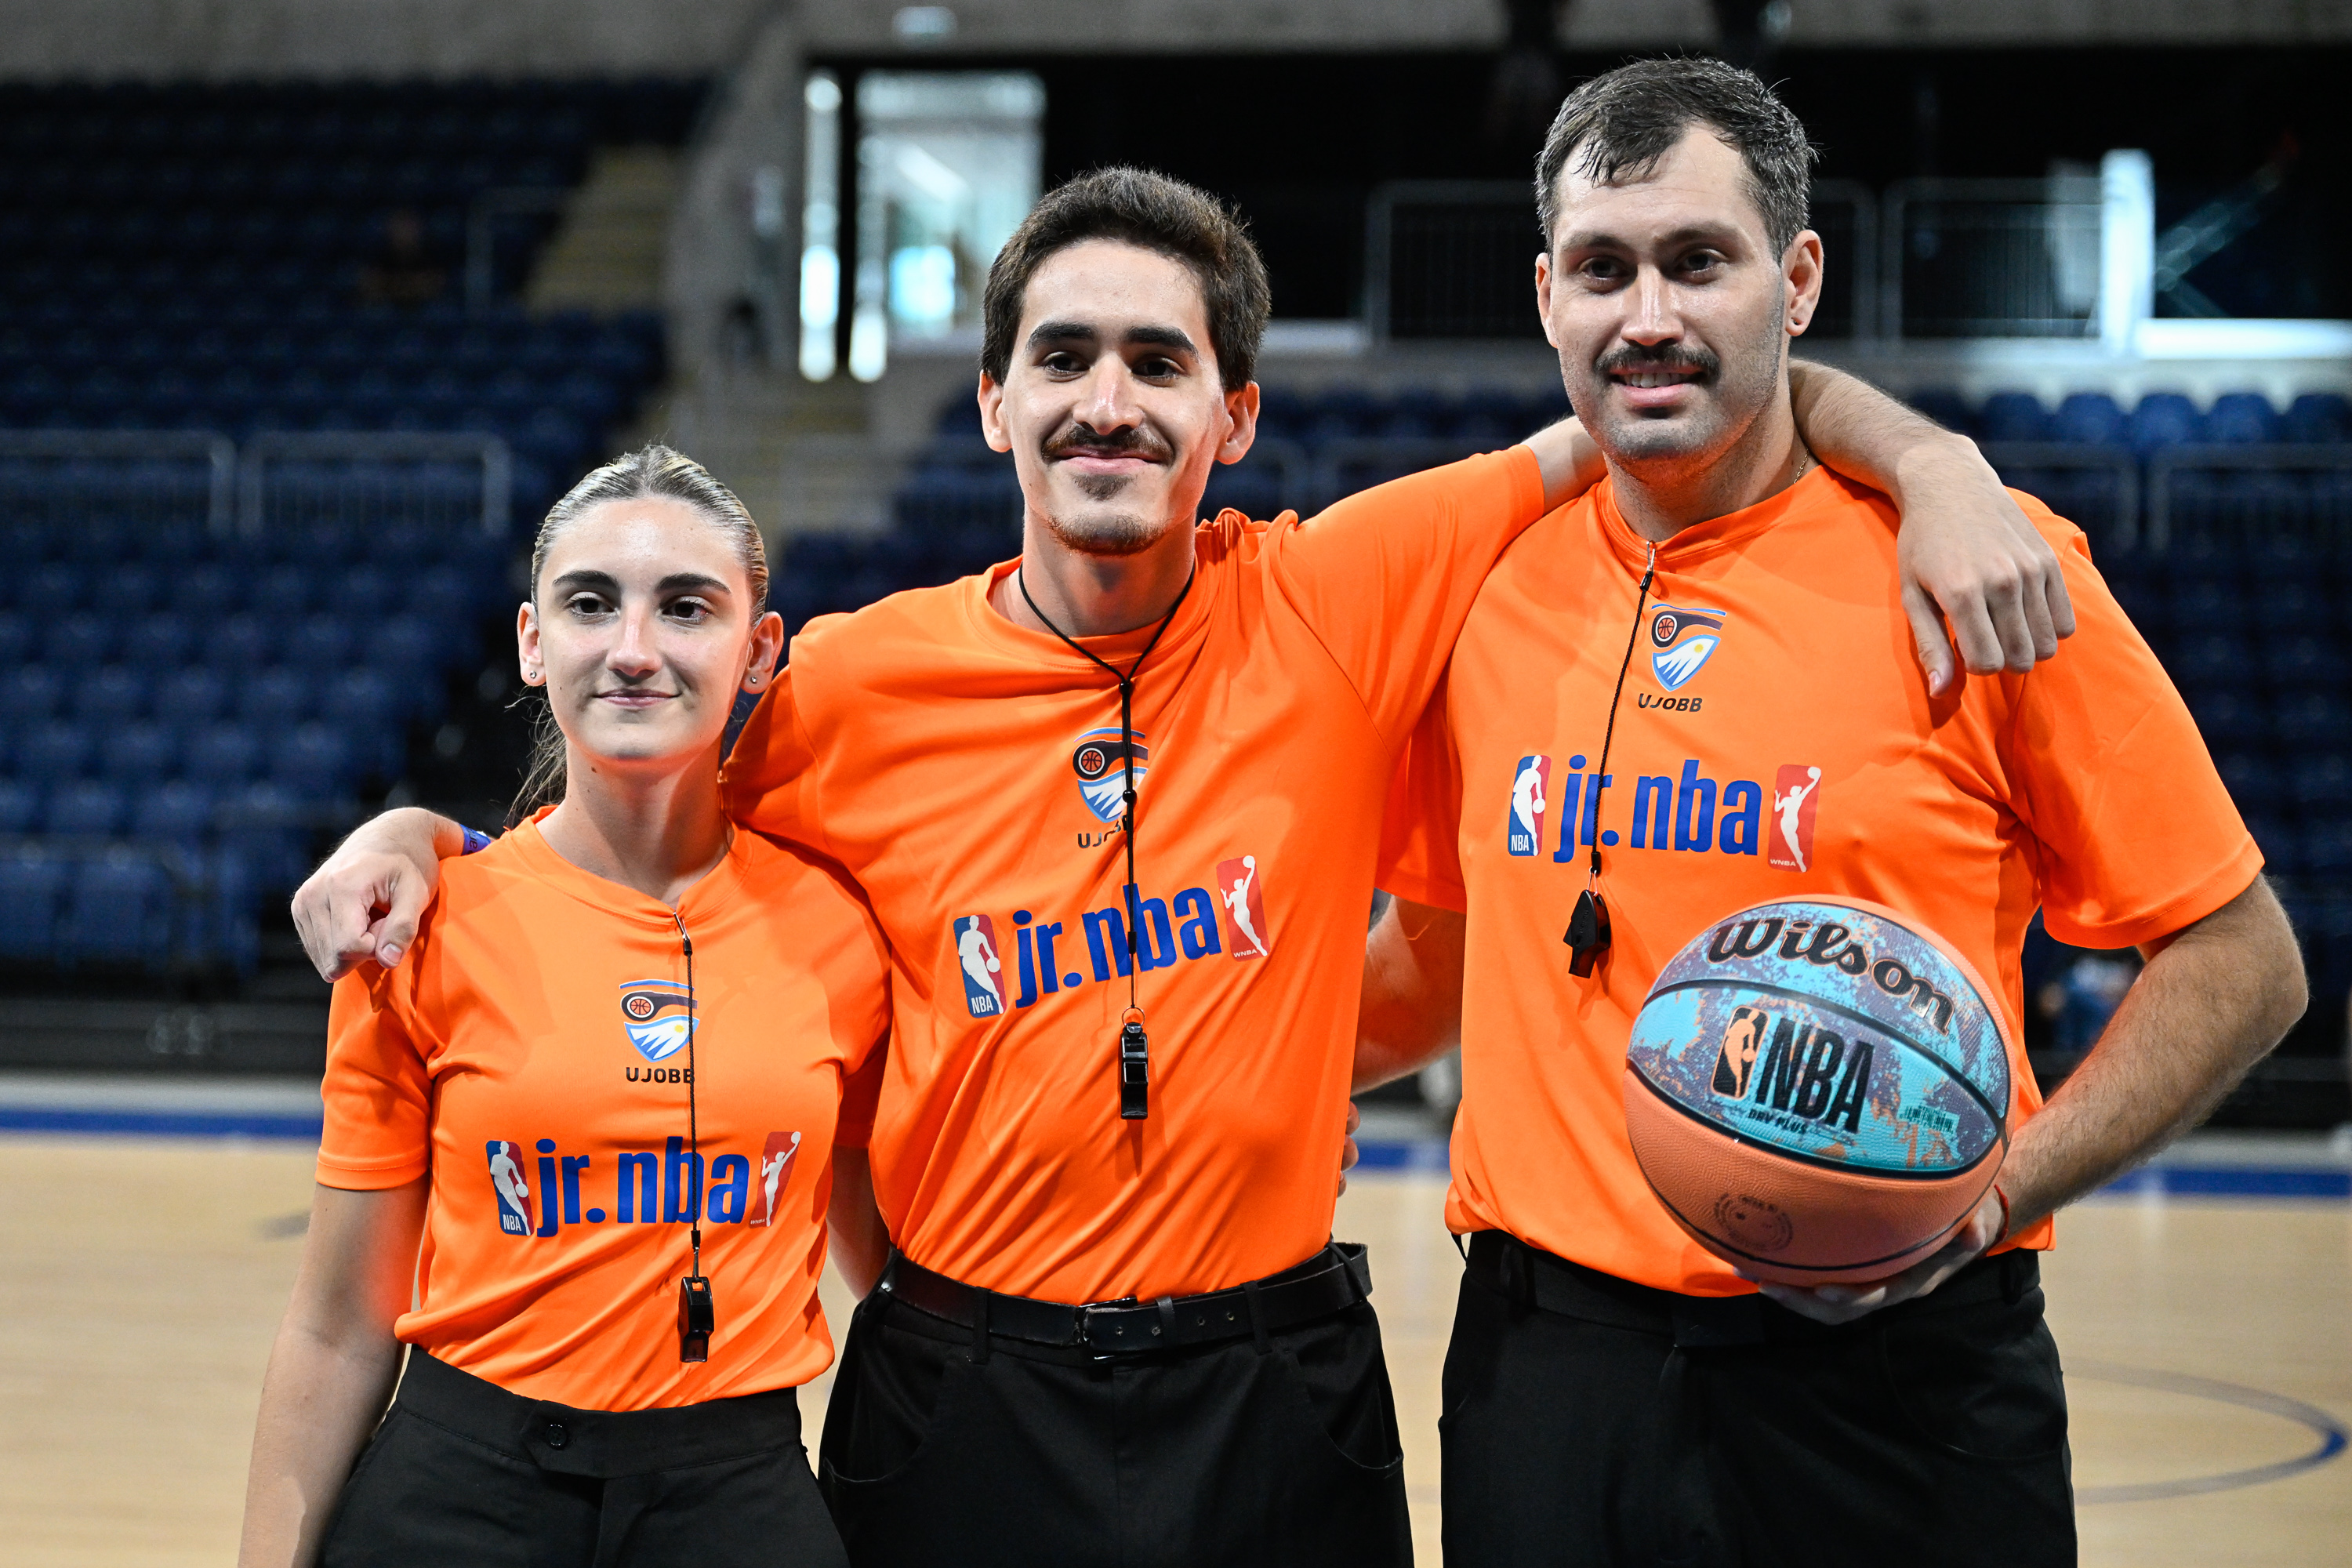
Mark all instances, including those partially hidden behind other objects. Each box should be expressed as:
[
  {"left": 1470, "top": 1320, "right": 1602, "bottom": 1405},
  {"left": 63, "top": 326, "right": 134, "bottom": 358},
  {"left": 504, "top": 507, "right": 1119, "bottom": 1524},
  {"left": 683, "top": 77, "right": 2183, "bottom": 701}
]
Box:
[
  {"left": 1016, "top": 563, "right": 1195, "bottom": 1119},
  {"left": 1565, "top": 540, "right": 1656, "bottom": 976},
  {"left": 673, "top": 909, "right": 715, "bottom": 1361}
]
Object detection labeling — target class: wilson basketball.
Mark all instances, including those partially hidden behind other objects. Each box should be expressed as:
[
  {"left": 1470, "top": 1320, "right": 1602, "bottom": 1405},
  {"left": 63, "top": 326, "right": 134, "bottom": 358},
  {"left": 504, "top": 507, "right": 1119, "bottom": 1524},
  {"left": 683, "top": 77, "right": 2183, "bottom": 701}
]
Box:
[{"left": 1622, "top": 897, "right": 2012, "bottom": 1287}]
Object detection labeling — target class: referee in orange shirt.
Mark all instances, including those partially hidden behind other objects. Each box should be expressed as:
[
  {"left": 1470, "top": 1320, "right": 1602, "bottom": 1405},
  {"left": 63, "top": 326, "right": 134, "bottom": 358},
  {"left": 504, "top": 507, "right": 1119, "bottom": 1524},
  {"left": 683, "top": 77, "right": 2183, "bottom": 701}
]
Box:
[
  {"left": 239, "top": 449, "right": 889, "bottom": 1567},
  {"left": 292, "top": 169, "right": 2067, "bottom": 1564},
  {"left": 1359, "top": 60, "right": 2309, "bottom": 1566}
]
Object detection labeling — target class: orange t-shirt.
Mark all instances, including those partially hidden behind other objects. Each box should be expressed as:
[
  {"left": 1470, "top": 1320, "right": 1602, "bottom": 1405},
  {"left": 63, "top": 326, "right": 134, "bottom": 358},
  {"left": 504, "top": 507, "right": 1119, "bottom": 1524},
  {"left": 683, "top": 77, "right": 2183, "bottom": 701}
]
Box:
[
  {"left": 723, "top": 448, "right": 1546, "bottom": 1303},
  {"left": 318, "top": 814, "right": 891, "bottom": 1410},
  {"left": 1378, "top": 468, "right": 2261, "bottom": 1296}
]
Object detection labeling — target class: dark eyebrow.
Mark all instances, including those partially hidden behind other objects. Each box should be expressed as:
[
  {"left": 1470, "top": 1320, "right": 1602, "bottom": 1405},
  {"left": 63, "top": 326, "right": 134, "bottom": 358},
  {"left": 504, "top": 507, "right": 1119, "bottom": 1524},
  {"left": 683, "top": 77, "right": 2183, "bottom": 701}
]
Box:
[
  {"left": 1025, "top": 320, "right": 1199, "bottom": 356},
  {"left": 550, "top": 569, "right": 731, "bottom": 597},
  {"left": 1559, "top": 221, "right": 1747, "bottom": 254}
]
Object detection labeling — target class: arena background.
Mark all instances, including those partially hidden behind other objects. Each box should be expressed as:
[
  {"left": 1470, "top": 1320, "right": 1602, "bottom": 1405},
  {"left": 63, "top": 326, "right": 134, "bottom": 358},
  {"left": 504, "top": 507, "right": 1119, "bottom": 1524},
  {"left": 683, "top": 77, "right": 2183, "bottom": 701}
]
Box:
[{"left": 0, "top": 4, "right": 2347, "bottom": 1564}]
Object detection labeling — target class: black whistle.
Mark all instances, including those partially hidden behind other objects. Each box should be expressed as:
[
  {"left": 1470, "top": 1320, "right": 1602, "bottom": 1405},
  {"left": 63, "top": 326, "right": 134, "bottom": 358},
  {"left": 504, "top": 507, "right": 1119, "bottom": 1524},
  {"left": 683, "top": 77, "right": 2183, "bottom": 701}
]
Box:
[
  {"left": 1563, "top": 889, "right": 1610, "bottom": 978},
  {"left": 677, "top": 1274, "right": 715, "bottom": 1363},
  {"left": 1118, "top": 1012, "right": 1150, "bottom": 1121}
]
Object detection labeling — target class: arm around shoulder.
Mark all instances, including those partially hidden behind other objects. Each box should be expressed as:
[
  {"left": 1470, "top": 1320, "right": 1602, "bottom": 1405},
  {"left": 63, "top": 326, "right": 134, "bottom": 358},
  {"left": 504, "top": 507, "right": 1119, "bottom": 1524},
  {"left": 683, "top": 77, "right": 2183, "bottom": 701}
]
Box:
[
  {"left": 1356, "top": 896, "right": 1467, "bottom": 1093},
  {"left": 290, "top": 808, "right": 468, "bottom": 982}
]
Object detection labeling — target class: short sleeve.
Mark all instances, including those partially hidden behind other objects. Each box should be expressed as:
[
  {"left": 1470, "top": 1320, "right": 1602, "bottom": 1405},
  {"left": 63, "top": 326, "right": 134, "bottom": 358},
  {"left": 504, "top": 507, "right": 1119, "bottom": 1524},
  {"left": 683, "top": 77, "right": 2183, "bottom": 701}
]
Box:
[
  {"left": 1375, "top": 668, "right": 1471, "bottom": 913},
  {"left": 718, "top": 637, "right": 835, "bottom": 856},
  {"left": 316, "top": 964, "right": 434, "bottom": 1189},
  {"left": 2002, "top": 509, "right": 2263, "bottom": 948},
  {"left": 1268, "top": 446, "right": 1546, "bottom": 742}
]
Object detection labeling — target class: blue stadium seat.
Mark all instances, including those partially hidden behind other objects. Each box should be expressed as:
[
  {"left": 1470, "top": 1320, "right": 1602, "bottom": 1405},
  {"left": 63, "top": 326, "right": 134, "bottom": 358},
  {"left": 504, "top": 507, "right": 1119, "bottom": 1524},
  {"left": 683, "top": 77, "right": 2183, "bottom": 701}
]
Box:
[
  {"left": 2283, "top": 393, "right": 2349, "bottom": 445},
  {"left": 2180, "top": 688, "right": 2267, "bottom": 749},
  {"left": 204, "top": 613, "right": 273, "bottom": 669},
  {"left": 288, "top": 613, "right": 355, "bottom": 669},
  {"left": 2275, "top": 691, "right": 2352, "bottom": 749},
  {"left": 271, "top": 722, "right": 354, "bottom": 799},
  {"left": 2289, "top": 754, "right": 2352, "bottom": 814},
  {"left": 0, "top": 663, "right": 64, "bottom": 727},
  {"left": 156, "top": 665, "right": 230, "bottom": 728},
  {"left": 2166, "top": 586, "right": 2248, "bottom": 638},
  {"left": 1980, "top": 392, "right": 2049, "bottom": 443},
  {"left": 237, "top": 666, "right": 314, "bottom": 728},
  {"left": 336, "top": 564, "right": 398, "bottom": 618},
  {"left": 2205, "top": 392, "right": 2280, "bottom": 445},
  {"left": 2262, "top": 633, "right": 2338, "bottom": 691},
  {"left": 45, "top": 609, "right": 112, "bottom": 669},
  {"left": 2129, "top": 393, "right": 2202, "bottom": 451},
  {"left": 2303, "top": 822, "right": 2352, "bottom": 879},
  {"left": 2053, "top": 392, "right": 2127, "bottom": 446},
  {"left": 170, "top": 564, "right": 235, "bottom": 619},
  {"left": 57, "top": 849, "right": 174, "bottom": 966},
  {"left": 43, "top": 779, "right": 125, "bottom": 836},
  {"left": 2212, "top": 751, "right": 2280, "bottom": 806},
  {"left": 0, "top": 610, "right": 28, "bottom": 666},
  {"left": 0, "top": 779, "right": 39, "bottom": 833},
  {"left": 112, "top": 563, "right": 165, "bottom": 616},
  {"left": 184, "top": 722, "right": 261, "bottom": 785},
  {"left": 260, "top": 561, "right": 317, "bottom": 616},
  {"left": 130, "top": 779, "right": 216, "bottom": 850},
  {"left": 72, "top": 664, "right": 146, "bottom": 723},
  {"left": 1906, "top": 389, "right": 1975, "bottom": 437},
  {"left": 376, "top": 612, "right": 441, "bottom": 686},
  {"left": 321, "top": 667, "right": 406, "bottom": 772},
  {"left": 0, "top": 851, "right": 67, "bottom": 957},
  {"left": 134, "top": 611, "right": 195, "bottom": 667},
  {"left": 218, "top": 780, "right": 310, "bottom": 892},
  {"left": 26, "top": 561, "right": 85, "bottom": 608},
  {"left": 16, "top": 719, "right": 92, "bottom": 784},
  {"left": 100, "top": 720, "right": 178, "bottom": 786}
]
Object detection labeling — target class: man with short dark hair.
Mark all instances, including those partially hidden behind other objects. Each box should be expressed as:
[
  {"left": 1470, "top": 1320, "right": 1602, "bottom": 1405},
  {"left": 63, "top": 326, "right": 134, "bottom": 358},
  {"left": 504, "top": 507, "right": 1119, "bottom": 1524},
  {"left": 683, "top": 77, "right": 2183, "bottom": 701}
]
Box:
[
  {"left": 1359, "top": 58, "right": 2307, "bottom": 1566},
  {"left": 296, "top": 163, "right": 2068, "bottom": 1564}
]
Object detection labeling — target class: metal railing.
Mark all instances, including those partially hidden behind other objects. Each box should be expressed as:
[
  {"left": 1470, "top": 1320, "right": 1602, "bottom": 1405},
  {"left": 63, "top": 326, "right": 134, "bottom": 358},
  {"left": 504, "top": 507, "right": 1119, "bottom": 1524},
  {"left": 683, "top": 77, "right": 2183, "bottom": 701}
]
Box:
[
  {"left": 466, "top": 187, "right": 573, "bottom": 312},
  {"left": 238, "top": 430, "right": 513, "bottom": 537},
  {"left": 2144, "top": 445, "right": 2352, "bottom": 550},
  {"left": 1363, "top": 180, "right": 1881, "bottom": 343},
  {"left": 0, "top": 429, "right": 236, "bottom": 535},
  {"left": 1880, "top": 177, "right": 2103, "bottom": 340}
]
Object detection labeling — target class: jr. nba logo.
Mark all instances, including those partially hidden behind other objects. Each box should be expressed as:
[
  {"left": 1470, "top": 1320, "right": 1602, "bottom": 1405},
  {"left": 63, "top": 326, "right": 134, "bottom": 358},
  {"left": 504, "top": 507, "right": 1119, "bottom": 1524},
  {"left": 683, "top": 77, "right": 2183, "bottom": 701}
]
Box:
[
  {"left": 1769, "top": 764, "right": 1822, "bottom": 873},
  {"left": 954, "top": 913, "right": 1006, "bottom": 1017},
  {"left": 619, "top": 979, "right": 695, "bottom": 1062},
  {"left": 485, "top": 1139, "right": 534, "bottom": 1236},
  {"left": 1215, "top": 855, "right": 1272, "bottom": 960},
  {"left": 1505, "top": 755, "right": 1550, "bottom": 857},
  {"left": 1650, "top": 605, "right": 1727, "bottom": 691},
  {"left": 746, "top": 1131, "right": 802, "bottom": 1228}
]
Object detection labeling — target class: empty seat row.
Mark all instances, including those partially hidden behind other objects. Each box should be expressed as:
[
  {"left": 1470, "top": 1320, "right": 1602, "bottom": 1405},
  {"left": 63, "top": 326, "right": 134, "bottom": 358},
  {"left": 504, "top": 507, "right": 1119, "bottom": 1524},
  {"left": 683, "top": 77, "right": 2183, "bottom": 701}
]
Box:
[
  {"left": 1918, "top": 390, "right": 2350, "bottom": 448},
  {"left": 0, "top": 840, "right": 269, "bottom": 971},
  {"left": 0, "top": 662, "right": 430, "bottom": 739},
  {"left": 0, "top": 614, "right": 477, "bottom": 681},
  {"left": 3, "top": 718, "right": 379, "bottom": 797}
]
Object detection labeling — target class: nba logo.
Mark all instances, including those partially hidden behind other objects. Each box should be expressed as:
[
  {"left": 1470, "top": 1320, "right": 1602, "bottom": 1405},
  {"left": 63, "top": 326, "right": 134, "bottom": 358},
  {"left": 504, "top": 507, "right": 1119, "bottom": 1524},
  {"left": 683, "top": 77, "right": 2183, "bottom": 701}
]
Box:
[
  {"left": 619, "top": 979, "right": 695, "bottom": 1062},
  {"left": 485, "top": 1140, "right": 534, "bottom": 1236},
  {"left": 1769, "top": 764, "right": 1823, "bottom": 873},
  {"left": 1711, "top": 1007, "right": 1768, "bottom": 1098},
  {"left": 1505, "top": 755, "right": 1550, "bottom": 857},
  {"left": 953, "top": 914, "right": 1006, "bottom": 1017},
  {"left": 747, "top": 1131, "right": 802, "bottom": 1227},
  {"left": 1215, "top": 855, "right": 1272, "bottom": 960}
]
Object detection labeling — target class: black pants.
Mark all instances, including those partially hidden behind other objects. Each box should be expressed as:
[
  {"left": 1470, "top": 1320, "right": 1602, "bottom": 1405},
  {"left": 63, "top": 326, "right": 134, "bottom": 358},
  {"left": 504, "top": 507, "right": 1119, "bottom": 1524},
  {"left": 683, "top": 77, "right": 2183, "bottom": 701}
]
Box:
[
  {"left": 321, "top": 1349, "right": 847, "bottom": 1568},
  {"left": 1442, "top": 1235, "right": 2075, "bottom": 1568},
  {"left": 817, "top": 1265, "right": 1413, "bottom": 1566}
]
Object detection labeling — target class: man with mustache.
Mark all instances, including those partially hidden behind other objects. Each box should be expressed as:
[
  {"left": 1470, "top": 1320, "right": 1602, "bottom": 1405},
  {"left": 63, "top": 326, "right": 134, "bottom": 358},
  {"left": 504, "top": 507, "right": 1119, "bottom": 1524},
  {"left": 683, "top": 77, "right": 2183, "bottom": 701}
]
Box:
[
  {"left": 1359, "top": 59, "right": 2306, "bottom": 1566},
  {"left": 294, "top": 166, "right": 2068, "bottom": 1563}
]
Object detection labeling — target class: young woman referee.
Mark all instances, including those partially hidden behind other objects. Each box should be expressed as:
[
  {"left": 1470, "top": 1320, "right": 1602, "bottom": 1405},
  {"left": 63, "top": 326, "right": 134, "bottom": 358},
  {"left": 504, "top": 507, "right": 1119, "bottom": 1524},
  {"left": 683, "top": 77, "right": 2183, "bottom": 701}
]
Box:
[{"left": 237, "top": 448, "right": 890, "bottom": 1568}]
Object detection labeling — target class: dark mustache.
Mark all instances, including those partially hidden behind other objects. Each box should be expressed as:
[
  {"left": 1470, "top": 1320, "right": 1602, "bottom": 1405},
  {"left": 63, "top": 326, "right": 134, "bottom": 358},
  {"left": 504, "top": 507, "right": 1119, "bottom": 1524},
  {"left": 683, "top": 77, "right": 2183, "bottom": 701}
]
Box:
[
  {"left": 1594, "top": 343, "right": 1722, "bottom": 379},
  {"left": 1042, "top": 421, "right": 1174, "bottom": 463}
]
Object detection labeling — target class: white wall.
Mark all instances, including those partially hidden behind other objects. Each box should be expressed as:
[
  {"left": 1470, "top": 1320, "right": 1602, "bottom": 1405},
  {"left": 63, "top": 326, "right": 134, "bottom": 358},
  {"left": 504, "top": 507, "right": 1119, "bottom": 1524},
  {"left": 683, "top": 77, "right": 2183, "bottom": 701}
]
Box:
[{"left": 0, "top": 0, "right": 2342, "bottom": 81}]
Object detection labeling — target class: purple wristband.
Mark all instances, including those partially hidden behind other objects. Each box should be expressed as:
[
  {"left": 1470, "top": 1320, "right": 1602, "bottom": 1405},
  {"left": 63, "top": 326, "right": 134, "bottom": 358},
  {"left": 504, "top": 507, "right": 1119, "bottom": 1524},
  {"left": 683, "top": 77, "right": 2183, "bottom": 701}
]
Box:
[{"left": 459, "top": 826, "right": 493, "bottom": 855}]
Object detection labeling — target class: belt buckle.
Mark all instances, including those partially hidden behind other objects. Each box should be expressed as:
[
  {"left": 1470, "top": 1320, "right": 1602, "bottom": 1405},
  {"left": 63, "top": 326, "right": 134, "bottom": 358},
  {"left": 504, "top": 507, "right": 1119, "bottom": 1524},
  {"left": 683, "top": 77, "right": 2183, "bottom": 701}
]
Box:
[{"left": 1078, "top": 1297, "right": 1141, "bottom": 1359}]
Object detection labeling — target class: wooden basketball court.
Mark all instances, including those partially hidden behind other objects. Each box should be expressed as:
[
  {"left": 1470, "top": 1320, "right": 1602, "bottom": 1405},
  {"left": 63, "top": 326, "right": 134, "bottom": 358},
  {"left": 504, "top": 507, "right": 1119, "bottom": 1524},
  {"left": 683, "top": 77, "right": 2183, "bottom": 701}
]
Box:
[{"left": 2, "top": 1128, "right": 2344, "bottom": 1566}]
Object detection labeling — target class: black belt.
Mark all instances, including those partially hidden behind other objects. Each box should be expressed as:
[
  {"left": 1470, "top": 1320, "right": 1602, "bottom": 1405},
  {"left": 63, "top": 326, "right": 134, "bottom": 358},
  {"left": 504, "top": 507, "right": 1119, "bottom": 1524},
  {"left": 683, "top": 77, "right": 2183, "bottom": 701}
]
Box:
[
  {"left": 877, "top": 1242, "right": 1373, "bottom": 1357},
  {"left": 1463, "top": 1230, "right": 2038, "bottom": 1347}
]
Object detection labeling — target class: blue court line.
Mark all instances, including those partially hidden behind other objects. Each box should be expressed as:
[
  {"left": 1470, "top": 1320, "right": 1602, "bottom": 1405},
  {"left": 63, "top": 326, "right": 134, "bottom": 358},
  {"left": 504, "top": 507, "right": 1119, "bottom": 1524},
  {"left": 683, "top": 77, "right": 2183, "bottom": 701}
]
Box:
[
  {"left": 0, "top": 1107, "right": 323, "bottom": 1140},
  {"left": 1352, "top": 1142, "right": 2352, "bottom": 1200},
  {"left": 2071, "top": 1362, "right": 2350, "bottom": 1504}
]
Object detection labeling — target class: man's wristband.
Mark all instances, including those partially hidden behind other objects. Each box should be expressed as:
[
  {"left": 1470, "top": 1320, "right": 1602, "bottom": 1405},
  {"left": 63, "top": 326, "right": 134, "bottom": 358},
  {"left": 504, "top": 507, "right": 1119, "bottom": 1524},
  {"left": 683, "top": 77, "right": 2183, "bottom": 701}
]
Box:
[{"left": 459, "top": 826, "right": 493, "bottom": 855}]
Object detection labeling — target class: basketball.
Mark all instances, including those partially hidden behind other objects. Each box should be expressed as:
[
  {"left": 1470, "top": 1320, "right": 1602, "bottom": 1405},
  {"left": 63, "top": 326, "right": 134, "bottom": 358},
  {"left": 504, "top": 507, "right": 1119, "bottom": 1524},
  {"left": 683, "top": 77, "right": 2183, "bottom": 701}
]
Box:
[{"left": 1623, "top": 897, "right": 2013, "bottom": 1286}]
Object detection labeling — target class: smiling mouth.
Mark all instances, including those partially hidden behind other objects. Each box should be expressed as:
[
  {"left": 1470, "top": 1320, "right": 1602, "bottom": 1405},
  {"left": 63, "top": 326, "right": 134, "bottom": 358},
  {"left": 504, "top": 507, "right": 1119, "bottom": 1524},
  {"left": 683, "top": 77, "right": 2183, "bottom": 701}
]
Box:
[{"left": 1611, "top": 368, "right": 1704, "bottom": 388}]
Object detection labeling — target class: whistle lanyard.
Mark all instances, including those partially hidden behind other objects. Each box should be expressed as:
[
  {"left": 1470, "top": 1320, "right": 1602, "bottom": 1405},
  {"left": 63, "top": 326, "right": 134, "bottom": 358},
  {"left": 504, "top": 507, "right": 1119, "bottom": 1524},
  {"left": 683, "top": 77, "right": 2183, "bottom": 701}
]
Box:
[
  {"left": 1564, "top": 539, "right": 1656, "bottom": 977},
  {"left": 672, "top": 910, "right": 715, "bottom": 1362},
  {"left": 1017, "top": 564, "right": 1196, "bottom": 1121}
]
